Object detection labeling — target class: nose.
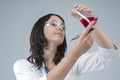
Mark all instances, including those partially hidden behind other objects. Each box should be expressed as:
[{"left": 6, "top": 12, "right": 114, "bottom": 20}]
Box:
[{"left": 57, "top": 26, "right": 63, "bottom": 31}]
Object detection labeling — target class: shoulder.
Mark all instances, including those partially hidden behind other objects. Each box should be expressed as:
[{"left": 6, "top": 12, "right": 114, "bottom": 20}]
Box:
[
  {"left": 14, "top": 59, "right": 32, "bottom": 67},
  {"left": 13, "top": 59, "right": 34, "bottom": 73}
]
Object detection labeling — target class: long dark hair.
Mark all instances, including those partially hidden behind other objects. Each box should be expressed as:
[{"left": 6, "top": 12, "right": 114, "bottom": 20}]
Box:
[{"left": 27, "top": 13, "right": 67, "bottom": 69}]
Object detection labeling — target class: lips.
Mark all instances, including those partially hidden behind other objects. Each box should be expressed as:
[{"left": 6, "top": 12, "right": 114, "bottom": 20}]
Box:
[{"left": 55, "top": 33, "right": 63, "bottom": 37}]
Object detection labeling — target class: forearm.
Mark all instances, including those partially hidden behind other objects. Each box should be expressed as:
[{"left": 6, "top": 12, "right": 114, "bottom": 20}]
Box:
[
  {"left": 46, "top": 45, "right": 82, "bottom": 80},
  {"left": 92, "top": 26, "right": 115, "bottom": 49}
]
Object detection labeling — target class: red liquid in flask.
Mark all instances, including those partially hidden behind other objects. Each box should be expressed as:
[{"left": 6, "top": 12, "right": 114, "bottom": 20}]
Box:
[{"left": 80, "top": 17, "right": 98, "bottom": 27}]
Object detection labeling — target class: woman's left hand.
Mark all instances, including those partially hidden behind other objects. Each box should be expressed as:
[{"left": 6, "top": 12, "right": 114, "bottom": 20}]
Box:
[{"left": 71, "top": 3, "right": 92, "bottom": 19}]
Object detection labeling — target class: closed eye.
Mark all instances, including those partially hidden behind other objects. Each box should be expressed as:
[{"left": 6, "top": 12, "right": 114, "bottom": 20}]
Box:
[{"left": 50, "top": 23, "right": 57, "bottom": 26}]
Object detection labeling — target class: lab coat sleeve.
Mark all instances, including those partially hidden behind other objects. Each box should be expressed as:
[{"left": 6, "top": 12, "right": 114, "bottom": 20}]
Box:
[{"left": 75, "top": 45, "right": 120, "bottom": 74}]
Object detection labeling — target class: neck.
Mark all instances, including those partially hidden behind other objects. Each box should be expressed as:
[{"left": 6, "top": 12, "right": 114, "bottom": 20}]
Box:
[{"left": 43, "top": 44, "right": 57, "bottom": 67}]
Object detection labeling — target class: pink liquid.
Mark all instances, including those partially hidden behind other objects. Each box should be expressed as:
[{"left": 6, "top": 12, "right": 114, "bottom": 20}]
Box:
[{"left": 80, "top": 17, "right": 98, "bottom": 27}]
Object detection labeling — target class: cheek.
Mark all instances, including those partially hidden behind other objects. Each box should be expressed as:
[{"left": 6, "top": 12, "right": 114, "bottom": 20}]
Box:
[{"left": 44, "top": 26, "right": 54, "bottom": 39}]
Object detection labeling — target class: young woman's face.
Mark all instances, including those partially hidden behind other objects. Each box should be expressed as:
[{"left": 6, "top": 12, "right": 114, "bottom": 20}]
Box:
[{"left": 44, "top": 15, "right": 65, "bottom": 46}]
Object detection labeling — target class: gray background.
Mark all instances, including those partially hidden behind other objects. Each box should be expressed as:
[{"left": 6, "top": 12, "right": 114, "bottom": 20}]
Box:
[{"left": 0, "top": 0, "right": 120, "bottom": 80}]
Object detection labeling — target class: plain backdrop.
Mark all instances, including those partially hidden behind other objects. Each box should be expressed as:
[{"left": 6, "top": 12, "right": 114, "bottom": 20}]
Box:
[{"left": 0, "top": 0, "right": 120, "bottom": 80}]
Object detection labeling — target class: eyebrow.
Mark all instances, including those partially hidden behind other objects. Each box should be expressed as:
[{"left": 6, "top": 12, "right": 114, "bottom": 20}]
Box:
[{"left": 48, "top": 20, "right": 63, "bottom": 23}]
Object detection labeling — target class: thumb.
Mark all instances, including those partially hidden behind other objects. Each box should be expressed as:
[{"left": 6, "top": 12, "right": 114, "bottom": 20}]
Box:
[
  {"left": 84, "top": 21, "right": 95, "bottom": 34},
  {"left": 70, "top": 12, "right": 80, "bottom": 19},
  {"left": 80, "top": 21, "right": 95, "bottom": 39}
]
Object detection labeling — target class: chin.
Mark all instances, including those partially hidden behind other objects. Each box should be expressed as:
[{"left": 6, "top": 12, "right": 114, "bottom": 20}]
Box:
[
  {"left": 55, "top": 39, "right": 64, "bottom": 45},
  {"left": 57, "top": 40, "right": 64, "bottom": 44}
]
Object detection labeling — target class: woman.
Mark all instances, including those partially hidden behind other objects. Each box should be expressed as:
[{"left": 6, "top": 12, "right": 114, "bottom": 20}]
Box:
[{"left": 13, "top": 4, "right": 120, "bottom": 80}]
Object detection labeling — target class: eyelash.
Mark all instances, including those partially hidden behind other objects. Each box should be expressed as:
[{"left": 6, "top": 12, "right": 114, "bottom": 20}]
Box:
[
  {"left": 50, "top": 23, "right": 57, "bottom": 26},
  {"left": 50, "top": 23, "right": 65, "bottom": 30}
]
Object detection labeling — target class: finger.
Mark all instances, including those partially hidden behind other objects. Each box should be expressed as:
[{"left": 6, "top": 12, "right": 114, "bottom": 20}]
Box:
[
  {"left": 77, "top": 4, "right": 83, "bottom": 11},
  {"left": 88, "top": 34, "right": 93, "bottom": 43},
  {"left": 84, "top": 33, "right": 93, "bottom": 46},
  {"left": 77, "top": 4, "right": 88, "bottom": 11},
  {"left": 83, "top": 21, "right": 95, "bottom": 35},
  {"left": 83, "top": 8, "right": 92, "bottom": 13},
  {"left": 87, "top": 33, "right": 91, "bottom": 39},
  {"left": 73, "top": 3, "right": 79, "bottom": 8},
  {"left": 88, "top": 35, "right": 94, "bottom": 45},
  {"left": 74, "top": 4, "right": 83, "bottom": 11},
  {"left": 79, "top": 4, "right": 87, "bottom": 11},
  {"left": 86, "top": 21, "right": 95, "bottom": 32},
  {"left": 70, "top": 12, "right": 80, "bottom": 19}
]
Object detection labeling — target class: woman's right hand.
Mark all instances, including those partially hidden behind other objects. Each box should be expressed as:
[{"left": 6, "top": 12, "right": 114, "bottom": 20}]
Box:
[{"left": 73, "top": 21, "right": 95, "bottom": 56}]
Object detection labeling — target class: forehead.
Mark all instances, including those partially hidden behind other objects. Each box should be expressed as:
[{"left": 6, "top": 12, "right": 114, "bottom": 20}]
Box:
[{"left": 48, "top": 15, "right": 63, "bottom": 23}]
